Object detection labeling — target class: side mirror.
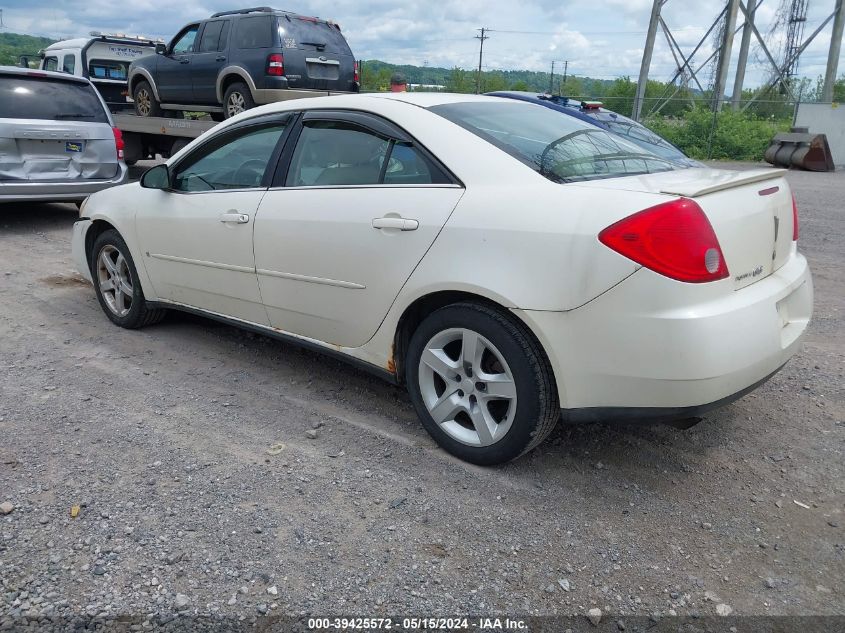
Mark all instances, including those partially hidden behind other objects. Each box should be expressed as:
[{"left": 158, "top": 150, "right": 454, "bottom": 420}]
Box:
[
  {"left": 155, "top": 43, "right": 167, "bottom": 55},
  {"left": 140, "top": 164, "right": 171, "bottom": 190}
]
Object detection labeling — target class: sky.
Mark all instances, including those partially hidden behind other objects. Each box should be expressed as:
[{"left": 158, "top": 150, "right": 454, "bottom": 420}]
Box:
[{"left": 1, "top": 0, "right": 842, "bottom": 89}]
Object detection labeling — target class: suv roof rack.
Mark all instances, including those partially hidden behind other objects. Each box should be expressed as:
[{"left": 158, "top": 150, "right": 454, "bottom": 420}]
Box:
[{"left": 210, "top": 6, "right": 275, "bottom": 18}]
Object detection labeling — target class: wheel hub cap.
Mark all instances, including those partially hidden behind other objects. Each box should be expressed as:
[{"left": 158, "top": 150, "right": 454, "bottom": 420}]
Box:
[
  {"left": 96, "top": 245, "right": 133, "bottom": 317},
  {"left": 418, "top": 328, "right": 517, "bottom": 447}
]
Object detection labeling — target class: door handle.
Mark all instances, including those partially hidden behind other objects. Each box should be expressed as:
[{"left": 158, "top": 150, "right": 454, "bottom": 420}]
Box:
[
  {"left": 216, "top": 56, "right": 227, "bottom": 62},
  {"left": 372, "top": 217, "right": 419, "bottom": 231},
  {"left": 179, "top": 58, "right": 190, "bottom": 64},
  {"left": 219, "top": 211, "right": 250, "bottom": 224}
]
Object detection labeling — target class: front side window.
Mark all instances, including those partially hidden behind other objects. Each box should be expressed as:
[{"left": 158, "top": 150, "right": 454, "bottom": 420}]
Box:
[
  {"left": 171, "top": 26, "right": 199, "bottom": 54},
  {"left": 431, "top": 101, "right": 685, "bottom": 183},
  {"left": 62, "top": 55, "right": 76, "bottom": 74},
  {"left": 43, "top": 56, "right": 58, "bottom": 71},
  {"left": 235, "top": 16, "right": 274, "bottom": 49},
  {"left": 286, "top": 120, "right": 447, "bottom": 187},
  {"left": 172, "top": 121, "right": 287, "bottom": 192}
]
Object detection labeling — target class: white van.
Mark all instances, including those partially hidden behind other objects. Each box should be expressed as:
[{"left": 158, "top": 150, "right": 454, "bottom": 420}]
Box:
[{"left": 40, "top": 34, "right": 161, "bottom": 110}]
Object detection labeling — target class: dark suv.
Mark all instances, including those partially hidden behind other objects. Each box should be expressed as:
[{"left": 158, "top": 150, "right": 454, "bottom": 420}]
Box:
[{"left": 127, "top": 6, "right": 359, "bottom": 119}]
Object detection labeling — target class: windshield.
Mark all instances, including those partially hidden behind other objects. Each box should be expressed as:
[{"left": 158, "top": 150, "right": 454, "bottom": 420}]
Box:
[
  {"left": 0, "top": 76, "right": 108, "bottom": 122},
  {"left": 430, "top": 101, "right": 686, "bottom": 183}
]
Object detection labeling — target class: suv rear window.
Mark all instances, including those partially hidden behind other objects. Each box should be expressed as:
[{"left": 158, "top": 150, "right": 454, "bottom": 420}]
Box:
[
  {"left": 430, "top": 101, "right": 683, "bottom": 183},
  {"left": 0, "top": 76, "right": 108, "bottom": 123},
  {"left": 283, "top": 17, "right": 350, "bottom": 53},
  {"left": 235, "top": 15, "right": 274, "bottom": 49}
]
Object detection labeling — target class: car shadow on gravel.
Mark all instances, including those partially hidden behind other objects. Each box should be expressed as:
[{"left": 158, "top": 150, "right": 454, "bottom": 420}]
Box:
[{"left": 0, "top": 202, "right": 79, "bottom": 232}]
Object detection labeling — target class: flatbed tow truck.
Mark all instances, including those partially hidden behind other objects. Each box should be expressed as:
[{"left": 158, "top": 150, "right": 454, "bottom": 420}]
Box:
[
  {"left": 112, "top": 114, "right": 219, "bottom": 165},
  {"left": 113, "top": 90, "right": 346, "bottom": 164}
]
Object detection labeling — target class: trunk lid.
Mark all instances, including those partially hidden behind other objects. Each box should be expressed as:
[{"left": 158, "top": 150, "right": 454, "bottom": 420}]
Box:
[{"left": 581, "top": 167, "right": 795, "bottom": 290}]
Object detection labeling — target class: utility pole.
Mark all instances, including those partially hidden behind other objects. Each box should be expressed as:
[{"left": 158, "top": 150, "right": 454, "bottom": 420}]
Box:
[
  {"left": 562, "top": 60, "right": 568, "bottom": 94},
  {"left": 548, "top": 60, "right": 555, "bottom": 93},
  {"left": 633, "top": 0, "right": 663, "bottom": 121},
  {"left": 475, "top": 27, "right": 489, "bottom": 94},
  {"left": 713, "top": 0, "right": 740, "bottom": 111},
  {"left": 732, "top": 0, "right": 756, "bottom": 110},
  {"left": 822, "top": 0, "right": 845, "bottom": 102}
]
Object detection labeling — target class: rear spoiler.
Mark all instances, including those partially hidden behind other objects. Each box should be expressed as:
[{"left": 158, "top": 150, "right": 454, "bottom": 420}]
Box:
[{"left": 659, "top": 168, "right": 787, "bottom": 198}]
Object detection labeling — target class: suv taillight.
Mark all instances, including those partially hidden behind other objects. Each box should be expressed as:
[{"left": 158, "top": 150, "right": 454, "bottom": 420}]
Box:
[
  {"left": 791, "top": 193, "right": 799, "bottom": 241},
  {"left": 598, "top": 198, "right": 729, "bottom": 283},
  {"left": 266, "top": 53, "right": 284, "bottom": 76},
  {"left": 353, "top": 61, "right": 359, "bottom": 83},
  {"left": 112, "top": 127, "right": 125, "bottom": 161}
]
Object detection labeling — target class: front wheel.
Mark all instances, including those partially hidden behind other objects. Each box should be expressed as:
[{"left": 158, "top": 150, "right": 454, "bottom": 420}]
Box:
[
  {"left": 90, "top": 229, "right": 166, "bottom": 329},
  {"left": 133, "top": 80, "right": 162, "bottom": 117},
  {"left": 406, "top": 302, "right": 559, "bottom": 465}
]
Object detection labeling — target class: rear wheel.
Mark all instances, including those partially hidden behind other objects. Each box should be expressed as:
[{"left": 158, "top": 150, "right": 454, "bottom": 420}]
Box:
[
  {"left": 90, "top": 229, "right": 166, "bottom": 329},
  {"left": 406, "top": 302, "right": 559, "bottom": 465},
  {"left": 133, "top": 80, "right": 162, "bottom": 117},
  {"left": 223, "top": 82, "right": 255, "bottom": 118}
]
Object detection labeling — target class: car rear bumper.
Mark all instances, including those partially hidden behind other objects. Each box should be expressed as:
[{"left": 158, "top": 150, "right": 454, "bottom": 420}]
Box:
[
  {"left": 0, "top": 164, "right": 128, "bottom": 202},
  {"left": 252, "top": 87, "right": 354, "bottom": 105},
  {"left": 515, "top": 248, "right": 813, "bottom": 413}
]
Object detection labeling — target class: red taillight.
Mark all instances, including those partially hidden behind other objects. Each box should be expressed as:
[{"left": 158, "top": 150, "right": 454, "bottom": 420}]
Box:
[
  {"left": 112, "top": 126, "right": 124, "bottom": 161},
  {"left": 791, "top": 193, "right": 799, "bottom": 241},
  {"left": 353, "top": 61, "right": 359, "bottom": 83},
  {"left": 598, "top": 198, "right": 729, "bottom": 283},
  {"left": 266, "top": 53, "right": 284, "bottom": 76}
]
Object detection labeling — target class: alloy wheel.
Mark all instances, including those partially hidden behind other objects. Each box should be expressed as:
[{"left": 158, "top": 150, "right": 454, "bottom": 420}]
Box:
[
  {"left": 227, "top": 92, "right": 246, "bottom": 117},
  {"left": 417, "top": 328, "right": 518, "bottom": 447},
  {"left": 96, "top": 245, "right": 133, "bottom": 317},
  {"left": 136, "top": 89, "right": 151, "bottom": 116}
]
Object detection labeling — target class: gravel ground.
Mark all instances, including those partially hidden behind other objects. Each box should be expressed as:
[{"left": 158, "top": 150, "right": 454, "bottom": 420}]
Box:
[{"left": 0, "top": 161, "right": 843, "bottom": 629}]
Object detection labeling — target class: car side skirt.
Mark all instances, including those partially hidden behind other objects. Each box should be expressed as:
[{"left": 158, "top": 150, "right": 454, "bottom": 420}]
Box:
[
  {"left": 558, "top": 364, "right": 786, "bottom": 425},
  {"left": 146, "top": 300, "right": 399, "bottom": 384}
]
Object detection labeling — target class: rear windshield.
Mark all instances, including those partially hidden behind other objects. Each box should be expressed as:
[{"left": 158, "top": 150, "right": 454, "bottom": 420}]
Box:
[
  {"left": 430, "top": 101, "right": 685, "bottom": 183},
  {"left": 89, "top": 59, "right": 129, "bottom": 80},
  {"left": 278, "top": 16, "right": 351, "bottom": 53},
  {"left": 0, "top": 76, "right": 108, "bottom": 122}
]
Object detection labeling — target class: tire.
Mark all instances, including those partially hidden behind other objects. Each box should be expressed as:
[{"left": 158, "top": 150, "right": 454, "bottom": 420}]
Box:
[
  {"left": 210, "top": 112, "right": 225, "bottom": 122},
  {"left": 133, "top": 80, "right": 162, "bottom": 117},
  {"left": 90, "top": 229, "right": 166, "bottom": 329},
  {"left": 406, "top": 302, "right": 559, "bottom": 465},
  {"left": 223, "top": 82, "right": 256, "bottom": 118}
]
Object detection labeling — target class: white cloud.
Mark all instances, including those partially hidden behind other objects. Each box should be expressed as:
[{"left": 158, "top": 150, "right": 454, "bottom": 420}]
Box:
[{"left": 3, "top": 0, "right": 841, "bottom": 85}]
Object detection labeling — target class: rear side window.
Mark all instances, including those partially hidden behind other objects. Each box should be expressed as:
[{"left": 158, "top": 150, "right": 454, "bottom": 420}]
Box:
[
  {"left": 199, "top": 20, "right": 228, "bottom": 52},
  {"left": 0, "top": 77, "right": 108, "bottom": 122},
  {"left": 235, "top": 16, "right": 274, "bottom": 49},
  {"left": 286, "top": 120, "right": 448, "bottom": 187}
]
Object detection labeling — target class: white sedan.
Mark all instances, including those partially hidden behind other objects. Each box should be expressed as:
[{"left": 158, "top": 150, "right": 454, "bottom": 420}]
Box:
[{"left": 71, "top": 93, "right": 813, "bottom": 465}]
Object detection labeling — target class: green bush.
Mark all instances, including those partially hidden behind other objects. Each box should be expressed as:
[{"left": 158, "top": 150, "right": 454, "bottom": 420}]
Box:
[{"left": 644, "top": 107, "right": 791, "bottom": 161}]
